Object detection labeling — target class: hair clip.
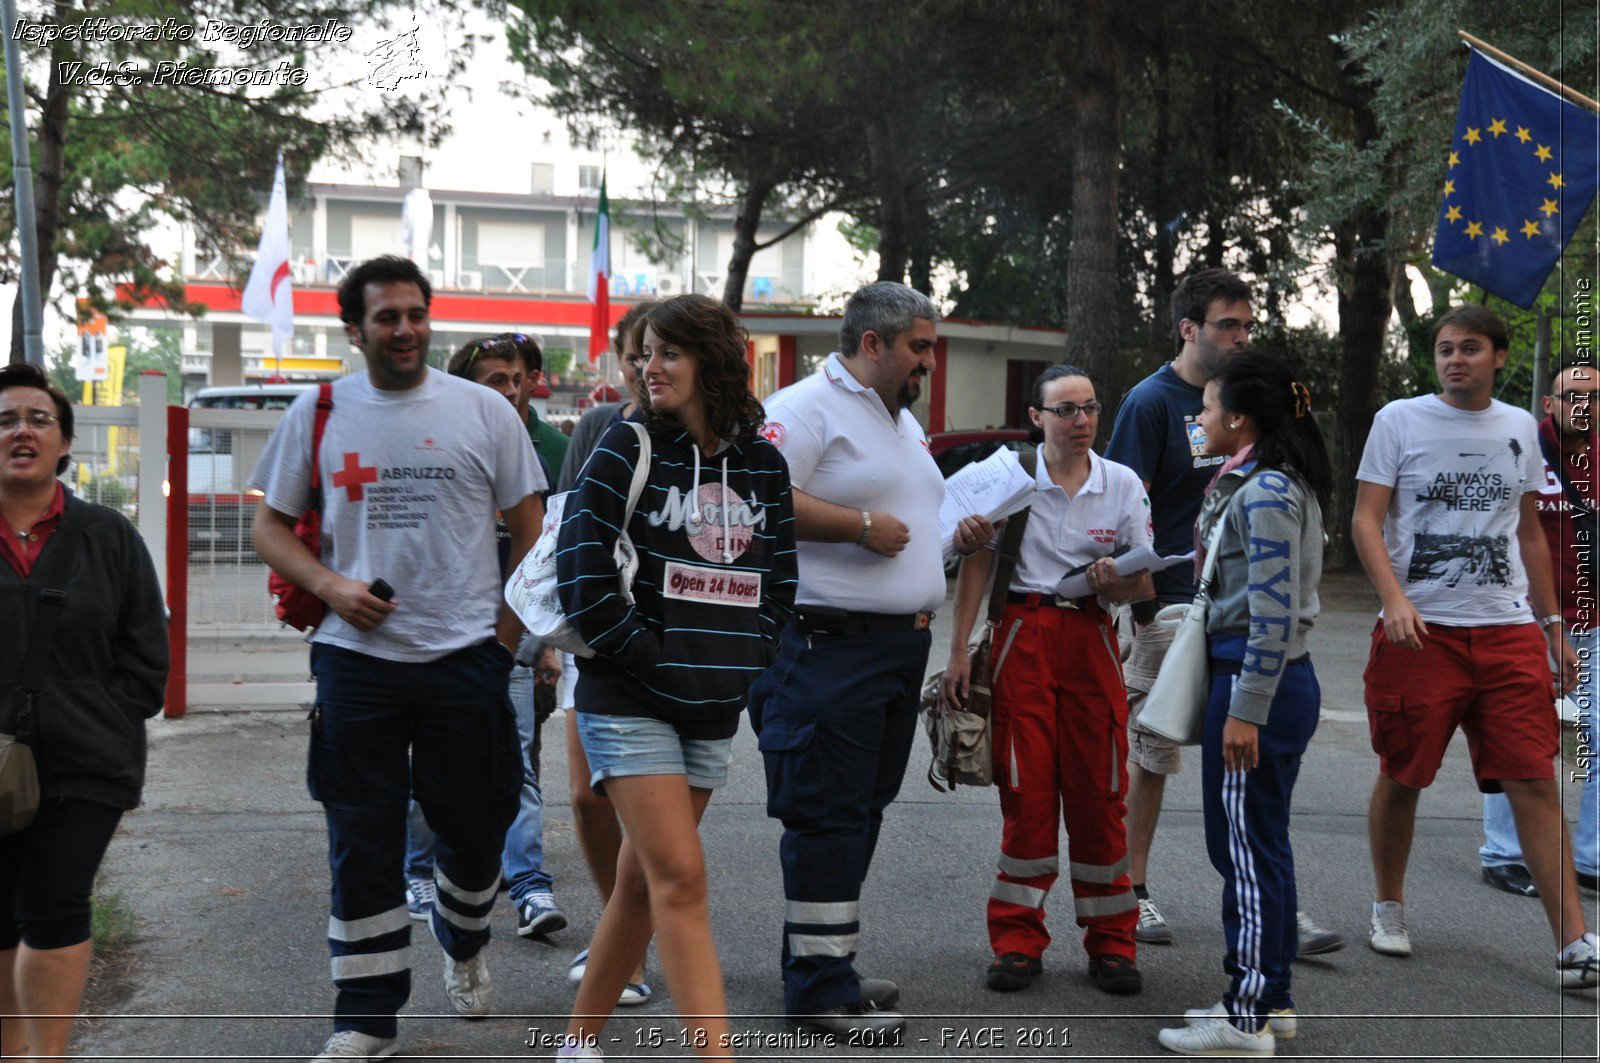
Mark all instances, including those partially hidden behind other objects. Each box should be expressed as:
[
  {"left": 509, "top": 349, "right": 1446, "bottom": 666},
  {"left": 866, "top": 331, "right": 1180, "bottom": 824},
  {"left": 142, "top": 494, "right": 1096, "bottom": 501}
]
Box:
[{"left": 1290, "top": 381, "right": 1312, "bottom": 419}]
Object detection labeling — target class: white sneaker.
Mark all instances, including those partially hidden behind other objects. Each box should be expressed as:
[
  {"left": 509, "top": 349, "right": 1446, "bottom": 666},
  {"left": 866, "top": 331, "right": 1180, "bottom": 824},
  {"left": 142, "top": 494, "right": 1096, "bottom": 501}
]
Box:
[
  {"left": 1183, "top": 1002, "right": 1297, "bottom": 1039},
  {"left": 443, "top": 949, "right": 492, "bottom": 1018},
  {"left": 1137, "top": 896, "right": 1175, "bottom": 944},
  {"left": 309, "top": 1030, "right": 398, "bottom": 1061},
  {"left": 1559, "top": 937, "right": 1599, "bottom": 989},
  {"left": 1369, "top": 900, "right": 1412, "bottom": 957},
  {"left": 555, "top": 1037, "right": 605, "bottom": 1059},
  {"left": 568, "top": 947, "right": 588, "bottom": 984},
  {"left": 1159, "top": 1016, "right": 1275, "bottom": 1056}
]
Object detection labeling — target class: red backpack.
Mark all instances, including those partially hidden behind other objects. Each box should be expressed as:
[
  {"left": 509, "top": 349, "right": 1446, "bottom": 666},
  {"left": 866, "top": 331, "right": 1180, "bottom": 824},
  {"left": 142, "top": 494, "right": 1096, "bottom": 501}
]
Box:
[{"left": 268, "top": 383, "right": 333, "bottom": 630}]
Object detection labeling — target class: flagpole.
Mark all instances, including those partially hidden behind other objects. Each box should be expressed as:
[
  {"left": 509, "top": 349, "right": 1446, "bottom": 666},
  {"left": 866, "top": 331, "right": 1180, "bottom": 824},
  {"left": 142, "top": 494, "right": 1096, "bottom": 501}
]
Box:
[{"left": 1458, "top": 31, "right": 1600, "bottom": 115}]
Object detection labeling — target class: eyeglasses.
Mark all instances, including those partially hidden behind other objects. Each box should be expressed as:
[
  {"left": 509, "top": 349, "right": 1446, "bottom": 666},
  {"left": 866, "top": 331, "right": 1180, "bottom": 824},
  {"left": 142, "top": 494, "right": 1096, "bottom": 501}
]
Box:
[
  {"left": 1037, "top": 401, "right": 1102, "bottom": 420},
  {"left": 1204, "top": 318, "right": 1258, "bottom": 335},
  {"left": 1552, "top": 391, "right": 1595, "bottom": 404},
  {"left": 0, "top": 410, "right": 59, "bottom": 432}
]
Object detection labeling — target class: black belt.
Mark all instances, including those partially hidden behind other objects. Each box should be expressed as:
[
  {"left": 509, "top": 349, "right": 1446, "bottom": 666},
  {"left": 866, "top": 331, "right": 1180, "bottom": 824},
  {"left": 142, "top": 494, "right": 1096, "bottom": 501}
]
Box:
[
  {"left": 794, "top": 606, "right": 934, "bottom": 636},
  {"left": 1007, "top": 591, "right": 1097, "bottom": 610}
]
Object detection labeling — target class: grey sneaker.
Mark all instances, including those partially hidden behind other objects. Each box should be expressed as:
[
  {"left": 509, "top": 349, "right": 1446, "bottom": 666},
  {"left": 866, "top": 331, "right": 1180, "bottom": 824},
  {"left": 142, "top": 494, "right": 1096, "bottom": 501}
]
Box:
[
  {"left": 1296, "top": 911, "right": 1346, "bottom": 956},
  {"left": 405, "top": 877, "right": 435, "bottom": 921},
  {"left": 1369, "top": 900, "right": 1412, "bottom": 957},
  {"left": 309, "top": 1030, "right": 398, "bottom": 1061},
  {"left": 1184, "top": 1002, "right": 1297, "bottom": 1039},
  {"left": 1137, "top": 897, "right": 1175, "bottom": 944},
  {"left": 443, "top": 949, "right": 492, "bottom": 1018},
  {"left": 516, "top": 889, "right": 568, "bottom": 937}
]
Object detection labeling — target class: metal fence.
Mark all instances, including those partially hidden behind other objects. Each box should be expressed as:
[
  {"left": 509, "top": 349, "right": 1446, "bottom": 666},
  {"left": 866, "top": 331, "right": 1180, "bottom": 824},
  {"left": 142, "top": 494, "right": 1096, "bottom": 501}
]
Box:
[{"left": 183, "top": 408, "right": 289, "bottom": 634}]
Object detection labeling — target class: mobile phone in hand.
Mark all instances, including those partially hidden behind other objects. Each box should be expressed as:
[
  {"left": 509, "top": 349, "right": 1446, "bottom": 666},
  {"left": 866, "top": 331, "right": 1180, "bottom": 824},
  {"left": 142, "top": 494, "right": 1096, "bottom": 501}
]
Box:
[{"left": 369, "top": 579, "right": 394, "bottom": 602}]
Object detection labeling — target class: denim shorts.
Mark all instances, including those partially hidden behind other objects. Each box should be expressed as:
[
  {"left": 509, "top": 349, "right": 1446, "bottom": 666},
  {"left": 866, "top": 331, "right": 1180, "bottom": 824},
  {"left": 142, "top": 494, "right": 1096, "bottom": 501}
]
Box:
[{"left": 575, "top": 711, "right": 734, "bottom": 794}]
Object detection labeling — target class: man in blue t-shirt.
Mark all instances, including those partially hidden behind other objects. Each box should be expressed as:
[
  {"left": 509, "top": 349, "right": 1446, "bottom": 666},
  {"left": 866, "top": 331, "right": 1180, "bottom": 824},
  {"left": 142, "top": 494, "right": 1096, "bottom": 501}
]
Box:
[{"left": 1107, "top": 268, "right": 1341, "bottom": 957}]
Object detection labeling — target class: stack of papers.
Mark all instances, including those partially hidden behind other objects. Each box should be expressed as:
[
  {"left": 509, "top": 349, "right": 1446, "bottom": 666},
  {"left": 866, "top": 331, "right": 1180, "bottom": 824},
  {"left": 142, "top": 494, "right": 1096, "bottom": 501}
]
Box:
[
  {"left": 938, "top": 446, "right": 1035, "bottom": 551},
  {"left": 1053, "top": 548, "right": 1194, "bottom": 598}
]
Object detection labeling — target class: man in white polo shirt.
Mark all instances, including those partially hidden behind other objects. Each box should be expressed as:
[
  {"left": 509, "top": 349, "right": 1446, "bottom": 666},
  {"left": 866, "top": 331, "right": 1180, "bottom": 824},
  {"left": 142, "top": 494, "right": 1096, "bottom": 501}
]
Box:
[{"left": 750, "top": 281, "right": 993, "bottom": 1038}]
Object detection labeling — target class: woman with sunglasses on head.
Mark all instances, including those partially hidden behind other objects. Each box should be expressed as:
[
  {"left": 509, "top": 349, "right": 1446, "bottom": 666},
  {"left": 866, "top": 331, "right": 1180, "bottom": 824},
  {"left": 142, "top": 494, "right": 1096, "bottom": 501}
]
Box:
[
  {"left": 941, "top": 364, "right": 1155, "bottom": 1000},
  {"left": 554, "top": 294, "right": 797, "bottom": 1059},
  {"left": 0, "top": 363, "right": 167, "bottom": 1060},
  {"left": 1156, "top": 350, "right": 1332, "bottom": 1058},
  {"left": 554, "top": 302, "right": 656, "bottom": 1002}
]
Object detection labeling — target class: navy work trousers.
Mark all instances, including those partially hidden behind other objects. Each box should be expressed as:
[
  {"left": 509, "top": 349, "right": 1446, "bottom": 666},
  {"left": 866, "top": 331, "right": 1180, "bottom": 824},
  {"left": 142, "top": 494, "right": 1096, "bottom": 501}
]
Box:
[
  {"left": 309, "top": 639, "right": 520, "bottom": 1038},
  {"left": 749, "top": 621, "right": 930, "bottom": 1014}
]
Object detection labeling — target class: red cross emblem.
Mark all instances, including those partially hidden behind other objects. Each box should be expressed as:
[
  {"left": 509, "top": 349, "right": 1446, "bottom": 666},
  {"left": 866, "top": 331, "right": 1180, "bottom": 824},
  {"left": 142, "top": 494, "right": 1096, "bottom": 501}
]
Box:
[{"left": 331, "top": 452, "right": 379, "bottom": 501}]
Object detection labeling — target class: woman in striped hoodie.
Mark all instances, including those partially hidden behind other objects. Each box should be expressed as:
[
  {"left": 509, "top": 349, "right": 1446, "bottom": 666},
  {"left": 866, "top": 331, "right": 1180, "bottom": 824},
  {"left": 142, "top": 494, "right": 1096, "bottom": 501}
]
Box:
[{"left": 555, "top": 294, "right": 797, "bottom": 1059}]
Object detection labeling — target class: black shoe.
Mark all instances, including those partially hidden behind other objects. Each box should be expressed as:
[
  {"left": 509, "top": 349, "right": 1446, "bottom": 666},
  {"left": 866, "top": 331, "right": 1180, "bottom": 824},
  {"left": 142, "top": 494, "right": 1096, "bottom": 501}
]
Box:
[
  {"left": 1482, "top": 863, "right": 1539, "bottom": 897},
  {"left": 793, "top": 1000, "right": 905, "bottom": 1039},
  {"left": 855, "top": 973, "right": 900, "bottom": 1009},
  {"left": 1088, "top": 953, "right": 1142, "bottom": 995},
  {"left": 986, "top": 951, "right": 1043, "bottom": 991},
  {"left": 1578, "top": 868, "right": 1599, "bottom": 893}
]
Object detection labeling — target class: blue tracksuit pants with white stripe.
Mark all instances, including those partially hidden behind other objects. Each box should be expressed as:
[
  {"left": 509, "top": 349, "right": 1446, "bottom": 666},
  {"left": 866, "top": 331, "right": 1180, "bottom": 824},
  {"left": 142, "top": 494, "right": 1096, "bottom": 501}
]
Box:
[
  {"left": 309, "top": 641, "right": 520, "bottom": 1038},
  {"left": 1200, "top": 633, "right": 1320, "bottom": 1033}
]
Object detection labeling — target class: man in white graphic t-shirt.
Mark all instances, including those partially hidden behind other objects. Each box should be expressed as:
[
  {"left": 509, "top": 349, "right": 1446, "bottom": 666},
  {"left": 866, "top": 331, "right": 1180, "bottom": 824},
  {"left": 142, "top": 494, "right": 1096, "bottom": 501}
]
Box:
[
  {"left": 1352, "top": 304, "right": 1594, "bottom": 989},
  {"left": 250, "top": 255, "right": 546, "bottom": 1061}
]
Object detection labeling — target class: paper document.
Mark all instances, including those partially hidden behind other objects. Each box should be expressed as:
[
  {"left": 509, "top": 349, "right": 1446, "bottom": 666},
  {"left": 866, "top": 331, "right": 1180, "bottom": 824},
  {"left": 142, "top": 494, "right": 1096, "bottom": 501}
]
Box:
[
  {"left": 1052, "top": 547, "right": 1195, "bottom": 599},
  {"left": 939, "top": 446, "right": 1035, "bottom": 550}
]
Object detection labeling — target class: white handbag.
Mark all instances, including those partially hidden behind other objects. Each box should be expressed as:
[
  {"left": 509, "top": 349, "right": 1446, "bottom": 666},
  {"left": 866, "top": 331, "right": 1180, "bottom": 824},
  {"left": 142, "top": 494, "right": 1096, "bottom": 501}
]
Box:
[
  {"left": 505, "top": 421, "right": 650, "bottom": 658},
  {"left": 1133, "top": 481, "right": 1250, "bottom": 746}
]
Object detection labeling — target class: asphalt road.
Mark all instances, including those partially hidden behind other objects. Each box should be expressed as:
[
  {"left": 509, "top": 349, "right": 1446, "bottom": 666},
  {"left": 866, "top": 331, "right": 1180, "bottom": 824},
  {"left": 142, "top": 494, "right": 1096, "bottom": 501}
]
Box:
[{"left": 74, "top": 571, "right": 1599, "bottom": 1061}]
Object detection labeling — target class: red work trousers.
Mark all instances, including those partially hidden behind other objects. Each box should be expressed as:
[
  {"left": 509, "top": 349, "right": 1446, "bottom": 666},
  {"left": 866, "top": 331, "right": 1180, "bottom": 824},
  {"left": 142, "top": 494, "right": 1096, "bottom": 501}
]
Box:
[{"left": 986, "top": 601, "right": 1137, "bottom": 961}]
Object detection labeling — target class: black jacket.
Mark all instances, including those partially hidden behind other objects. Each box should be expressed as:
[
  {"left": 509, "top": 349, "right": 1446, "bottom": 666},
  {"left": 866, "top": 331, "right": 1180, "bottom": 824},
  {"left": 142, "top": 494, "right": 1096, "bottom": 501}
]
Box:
[{"left": 1, "top": 494, "right": 169, "bottom": 809}]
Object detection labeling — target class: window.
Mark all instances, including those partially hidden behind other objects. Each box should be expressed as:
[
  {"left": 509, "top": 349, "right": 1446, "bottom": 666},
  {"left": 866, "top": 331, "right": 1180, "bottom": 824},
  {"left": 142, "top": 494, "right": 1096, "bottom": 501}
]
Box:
[
  {"left": 398, "top": 155, "right": 423, "bottom": 187},
  {"left": 351, "top": 215, "right": 402, "bottom": 260},
  {"left": 476, "top": 221, "right": 545, "bottom": 267},
  {"left": 530, "top": 162, "right": 554, "bottom": 194},
  {"left": 578, "top": 164, "right": 601, "bottom": 191}
]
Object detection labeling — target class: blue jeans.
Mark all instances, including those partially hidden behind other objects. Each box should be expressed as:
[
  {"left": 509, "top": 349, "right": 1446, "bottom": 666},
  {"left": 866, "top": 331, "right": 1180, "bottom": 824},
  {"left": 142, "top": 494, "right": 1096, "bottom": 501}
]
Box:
[
  {"left": 406, "top": 664, "right": 554, "bottom": 903},
  {"left": 1481, "top": 627, "right": 1599, "bottom": 877}
]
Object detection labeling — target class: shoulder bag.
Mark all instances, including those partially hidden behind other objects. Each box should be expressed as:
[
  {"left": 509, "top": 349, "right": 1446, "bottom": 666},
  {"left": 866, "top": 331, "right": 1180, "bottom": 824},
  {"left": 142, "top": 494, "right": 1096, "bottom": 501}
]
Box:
[
  {"left": 505, "top": 421, "right": 651, "bottom": 658},
  {"left": 920, "top": 451, "right": 1036, "bottom": 791},
  {"left": 1, "top": 501, "right": 86, "bottom": 836},
  {"left": 269, "top": 382, "right": 334, "bottom": 631},
  {"left": 1133, "top": 476, "right": 1253, "bottom": 746}
]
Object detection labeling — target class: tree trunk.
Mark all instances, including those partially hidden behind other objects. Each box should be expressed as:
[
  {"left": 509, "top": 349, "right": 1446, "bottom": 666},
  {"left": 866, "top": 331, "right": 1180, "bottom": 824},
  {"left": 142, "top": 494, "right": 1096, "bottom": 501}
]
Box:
[
  {"left": 9, "top": 3, "right": 72, "bottom": 364},
  {"left": 868, "top": 115, "right": 911, "bottom": 284},
  {"left": 1332, "top": 208, "right": 1393, "bottom": 568},
  {"left": 1063, "top": 0, "right": 1122, "bottom": 392},
  {"left": 720, "top": 178, "right": 774, "bottom": 311},
  {"left": 1151, "top": 35, "right": 1176, "bottom": 349}
]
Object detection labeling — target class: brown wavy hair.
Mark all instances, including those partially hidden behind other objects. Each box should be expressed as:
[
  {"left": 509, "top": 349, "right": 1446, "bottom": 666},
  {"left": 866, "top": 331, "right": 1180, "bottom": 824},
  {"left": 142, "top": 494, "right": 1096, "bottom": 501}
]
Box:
[{"left": 632, "top": 294, "right": 765, "bottom": 443}]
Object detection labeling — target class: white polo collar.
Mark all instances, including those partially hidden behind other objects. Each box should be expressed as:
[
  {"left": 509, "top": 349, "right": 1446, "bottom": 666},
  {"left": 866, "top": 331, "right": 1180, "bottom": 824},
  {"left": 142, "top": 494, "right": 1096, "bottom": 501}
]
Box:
[{"left": 1034, "top": 447, "right": 1108, "bottom": 498}]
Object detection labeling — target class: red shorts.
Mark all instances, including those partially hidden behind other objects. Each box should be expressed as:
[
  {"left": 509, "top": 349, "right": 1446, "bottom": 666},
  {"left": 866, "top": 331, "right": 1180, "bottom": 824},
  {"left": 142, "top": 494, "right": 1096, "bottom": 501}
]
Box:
[{"left": 1363, "top": 621, "right": 1558, "bottom": 793}]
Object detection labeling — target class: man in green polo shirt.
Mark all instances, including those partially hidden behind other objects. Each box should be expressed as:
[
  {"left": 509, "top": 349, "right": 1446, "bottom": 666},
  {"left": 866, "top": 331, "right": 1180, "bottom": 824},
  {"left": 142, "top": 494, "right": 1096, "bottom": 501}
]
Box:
[{"left": 510, "top": 334, "right": 569, "bottom": 475}]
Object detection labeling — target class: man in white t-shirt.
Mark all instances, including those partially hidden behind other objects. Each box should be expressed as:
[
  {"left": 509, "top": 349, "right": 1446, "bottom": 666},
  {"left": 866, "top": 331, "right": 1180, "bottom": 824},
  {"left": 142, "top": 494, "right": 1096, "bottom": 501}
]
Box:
[
  {"left": 1352, "top": 304, "right": 1594, "bottom": 989},
  {"left": 749, "top": 282, "right": 993, "bottom": 1038},
  {"left": 250, "top": 256, "right": 546, "bottom": 1061}
]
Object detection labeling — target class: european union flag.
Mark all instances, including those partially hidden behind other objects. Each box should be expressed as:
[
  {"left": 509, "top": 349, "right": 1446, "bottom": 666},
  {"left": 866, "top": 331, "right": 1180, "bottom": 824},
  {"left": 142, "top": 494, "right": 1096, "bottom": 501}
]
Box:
[{"left": 1431, "top": 49, "right": 1599, "bottom": 308}]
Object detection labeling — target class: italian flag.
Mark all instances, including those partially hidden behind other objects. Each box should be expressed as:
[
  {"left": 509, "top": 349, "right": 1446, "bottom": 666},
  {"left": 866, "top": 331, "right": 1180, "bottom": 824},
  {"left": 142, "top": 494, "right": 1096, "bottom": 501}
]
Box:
[{"left": 586, "top": 173, "right": 610, "bottom": 365}]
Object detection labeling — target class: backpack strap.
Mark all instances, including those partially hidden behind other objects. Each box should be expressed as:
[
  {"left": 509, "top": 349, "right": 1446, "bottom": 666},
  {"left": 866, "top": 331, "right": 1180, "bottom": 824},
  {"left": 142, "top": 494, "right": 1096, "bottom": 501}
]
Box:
[
  {"left": 307, "top": 382, "right": 334, "bottom": 513},
  {"left": 984, "top": 449, "right": 1037, "bottom": 625}
]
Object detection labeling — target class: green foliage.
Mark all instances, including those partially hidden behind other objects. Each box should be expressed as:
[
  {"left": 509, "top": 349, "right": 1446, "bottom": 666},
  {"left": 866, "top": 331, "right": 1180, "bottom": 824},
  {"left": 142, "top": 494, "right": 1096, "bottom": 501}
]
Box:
[
  {"left": 92, "top": 880, "right": 138, "bottom": 957},
  {"left": 542, "top": 346, "right": 574, "bottom": 380}
]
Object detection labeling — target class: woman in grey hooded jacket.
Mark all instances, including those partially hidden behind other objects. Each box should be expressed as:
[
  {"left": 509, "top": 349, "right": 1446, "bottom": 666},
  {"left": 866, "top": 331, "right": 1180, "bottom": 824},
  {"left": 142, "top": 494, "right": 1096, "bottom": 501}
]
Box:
[{"left": 1157, "top": 351, "right": 1333, "bottom": 1059}]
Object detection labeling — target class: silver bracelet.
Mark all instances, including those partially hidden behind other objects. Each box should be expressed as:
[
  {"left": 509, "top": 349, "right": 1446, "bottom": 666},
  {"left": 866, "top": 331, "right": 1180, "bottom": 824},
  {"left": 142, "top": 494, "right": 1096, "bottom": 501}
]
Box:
[
  {"left": 1539, "top": 614, "right": 1565, "bottom": 630},
  {"left": 857, "top": 510, "right": 873, "bottom": 547}
]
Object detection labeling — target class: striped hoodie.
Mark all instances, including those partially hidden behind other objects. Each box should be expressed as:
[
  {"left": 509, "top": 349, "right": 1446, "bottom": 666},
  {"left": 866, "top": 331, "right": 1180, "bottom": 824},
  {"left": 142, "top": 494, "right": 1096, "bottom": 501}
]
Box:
[{"left": 556, "top": 419, "right": 798, "bottom": 734}]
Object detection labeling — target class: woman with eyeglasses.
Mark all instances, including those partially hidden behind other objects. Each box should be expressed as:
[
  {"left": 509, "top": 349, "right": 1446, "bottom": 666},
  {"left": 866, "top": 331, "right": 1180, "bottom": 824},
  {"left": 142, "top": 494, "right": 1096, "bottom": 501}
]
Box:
[
  {"left": 1156, "top": 350, "right": 1332, "bottom": 1057},
  {"left": 940, "top": 364, "right": 1155, "bottom": 999},
  {"left": 0, "top": 363, "right": 168, "bottom": 1059},
  {"left": 554, "top": 294, "right": 797, "bottom": 1059}
]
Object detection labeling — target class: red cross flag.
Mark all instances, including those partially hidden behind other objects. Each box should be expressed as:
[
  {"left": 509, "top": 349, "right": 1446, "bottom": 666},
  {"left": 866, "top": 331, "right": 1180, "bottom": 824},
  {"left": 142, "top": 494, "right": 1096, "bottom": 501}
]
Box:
[{"left": 241, "top": 155, "right": 295, "bottom": 358}]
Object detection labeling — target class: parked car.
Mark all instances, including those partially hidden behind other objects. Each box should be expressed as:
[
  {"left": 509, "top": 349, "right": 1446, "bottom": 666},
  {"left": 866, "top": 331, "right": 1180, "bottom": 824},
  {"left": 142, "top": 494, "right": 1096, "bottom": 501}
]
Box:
[{"left": 928, "top": 429, "right": 1033, "bottom": 575}]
